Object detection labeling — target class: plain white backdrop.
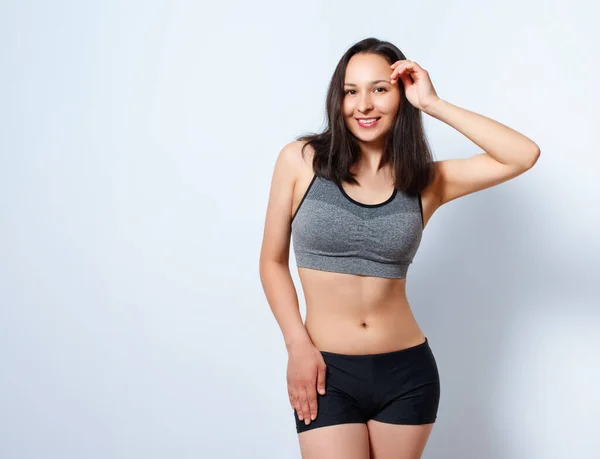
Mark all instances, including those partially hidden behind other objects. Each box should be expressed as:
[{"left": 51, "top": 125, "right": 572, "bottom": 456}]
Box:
[{"left": 1, "top": 1, "right": 598, "bottom": 458}]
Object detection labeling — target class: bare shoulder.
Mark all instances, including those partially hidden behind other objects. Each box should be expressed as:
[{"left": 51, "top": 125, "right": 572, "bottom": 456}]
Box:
[
  {"left": 278, "top": 140, "right": 317, "bottom": 198},
  {"left": 279, "top": 139, "right": 315, "bottom": 178}
]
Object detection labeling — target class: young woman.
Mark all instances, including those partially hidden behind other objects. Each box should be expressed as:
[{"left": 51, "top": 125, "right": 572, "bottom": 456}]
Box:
[{"left": 259, "top": 37, "right": 539, "bottom": 459}]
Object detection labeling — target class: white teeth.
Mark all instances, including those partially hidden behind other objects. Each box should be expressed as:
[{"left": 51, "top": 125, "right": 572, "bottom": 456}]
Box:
[{"left": 358, "top": 118, "right": 378, "bottom": 124}]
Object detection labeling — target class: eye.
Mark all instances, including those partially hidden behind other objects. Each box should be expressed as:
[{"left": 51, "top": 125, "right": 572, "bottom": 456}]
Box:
[{"left": 344, "top": 87, "right": 387, "bottom": 95}]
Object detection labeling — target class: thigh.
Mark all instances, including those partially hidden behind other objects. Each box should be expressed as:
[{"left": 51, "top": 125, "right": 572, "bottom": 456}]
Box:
[
  {"left": 366, "top": 420, "right": 434, "bottom": 459},
  {"left": 299, "top": 423, "right": 370, "bottom": 459}
]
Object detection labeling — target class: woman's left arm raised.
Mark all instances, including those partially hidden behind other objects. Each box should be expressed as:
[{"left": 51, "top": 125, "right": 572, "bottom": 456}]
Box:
[{"left": 390, "top": 60, "right": 541, "bottom": 206}]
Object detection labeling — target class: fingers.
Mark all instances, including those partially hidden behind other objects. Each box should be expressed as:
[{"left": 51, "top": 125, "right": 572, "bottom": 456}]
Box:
[
  {"left": 390, "top": 62, "right": 414, "bottom": 83},
  {"left": 316, "top": 363, "right": 327, "bottom": 396},
  {"left": 390, "top": 60, "right": 407, "bottom": 69},
  {"left": 390, "top": 64, "right": 405, "bottom": 84},
  {"left": 299, "top": 386, "right": 311, "bottom": 423},
  {"left": 304, "top": 362, "right": 327, "bottom": 424},
  {"left": 390, "top": 59, "right": 411, "bottom": 72},
  {"left": 288, "top": 383, "right": 310, "bottom": 423},
  {"left": 307, "top": 386, "right": 318, "bottom": 422},
  {"left": 289, "top": 369, "right": 327, "bottom": 425},
  {"left": 287, "top": 356, "right": 328, "bottom": 426},
  {"left": 288, "top": 384, "right": 302, "bottom": 418}
]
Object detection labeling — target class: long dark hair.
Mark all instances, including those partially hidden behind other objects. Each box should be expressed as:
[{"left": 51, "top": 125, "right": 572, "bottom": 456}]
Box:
[{"left": 296, "top": 37, "right": 436, "bottom": 195}]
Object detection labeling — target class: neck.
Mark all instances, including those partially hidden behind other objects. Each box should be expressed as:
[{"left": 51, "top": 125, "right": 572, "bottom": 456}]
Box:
[{"left": 355, "top": 141, "right": 386, "bottom": 176}]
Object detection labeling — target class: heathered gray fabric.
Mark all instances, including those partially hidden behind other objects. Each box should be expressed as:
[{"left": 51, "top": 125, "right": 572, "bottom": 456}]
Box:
[{"left": 291, "top": 174, "right": 424, "bottom": 279}]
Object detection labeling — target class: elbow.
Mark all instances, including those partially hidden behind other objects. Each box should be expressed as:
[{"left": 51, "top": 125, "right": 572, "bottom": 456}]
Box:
[
  {"left": 525, "top": 146, "right": 541, "bottom": 169},
  {"left": 259, "top": 257, "right": 289, "bottom": 275}
]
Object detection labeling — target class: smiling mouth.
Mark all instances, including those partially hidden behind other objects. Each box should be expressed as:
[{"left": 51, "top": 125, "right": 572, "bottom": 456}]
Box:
[{"left": 355, "top": 117, "right": 381, "bottom": 127}]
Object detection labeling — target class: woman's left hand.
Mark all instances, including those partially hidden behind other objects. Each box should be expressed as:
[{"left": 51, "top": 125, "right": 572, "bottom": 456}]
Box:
[{"left": 390, "top": 60, "right": 441, "bottom": 112}]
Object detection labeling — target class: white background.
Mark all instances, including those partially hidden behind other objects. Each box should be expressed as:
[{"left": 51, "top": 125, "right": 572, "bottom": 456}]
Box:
[{"left": 1, "top": 1, "right": 598, "bottom": 458}]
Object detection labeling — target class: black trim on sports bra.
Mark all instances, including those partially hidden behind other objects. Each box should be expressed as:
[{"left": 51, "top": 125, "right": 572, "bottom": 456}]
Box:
[
  {"left": 337, "top": 182, "right": 398, "bottom": 208},
  {"left": 291, "top": 173, "right": 317, "bottom": 224}
]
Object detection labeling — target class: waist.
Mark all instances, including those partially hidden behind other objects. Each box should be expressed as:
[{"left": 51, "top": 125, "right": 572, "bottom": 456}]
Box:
[
  {"left": 298, "top": 267, "right": 423, "bottom": 354},
  {"left": 303, "top": 293, "right": 423, "bottom": 354},
  {"left": 305, "top": 312, "right": 425, "bottom": 355}
]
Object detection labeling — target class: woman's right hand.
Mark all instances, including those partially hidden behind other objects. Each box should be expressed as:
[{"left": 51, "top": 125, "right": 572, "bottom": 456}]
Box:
[{"left": 286, "top": 340, "right": 327, "bottom": 425}]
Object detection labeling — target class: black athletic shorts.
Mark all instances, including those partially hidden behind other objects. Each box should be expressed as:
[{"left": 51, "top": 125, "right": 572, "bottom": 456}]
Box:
[{"left": 294, "top": 337, "right": 440, "bottom": 434}]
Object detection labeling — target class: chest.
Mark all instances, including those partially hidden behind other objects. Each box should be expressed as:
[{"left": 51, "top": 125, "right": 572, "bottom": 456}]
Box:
[{"left": 291, "top": 177, "right": 423, "bottom": 262}]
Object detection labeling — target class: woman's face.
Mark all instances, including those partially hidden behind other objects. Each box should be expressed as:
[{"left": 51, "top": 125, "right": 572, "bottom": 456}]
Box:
[{"left": 342, "top": 53, "right": 401, "bottom": 145}]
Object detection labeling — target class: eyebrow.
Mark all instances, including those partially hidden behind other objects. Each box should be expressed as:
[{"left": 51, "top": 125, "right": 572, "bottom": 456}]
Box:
[{"left": 344, "top": 79, "right": 390, "bottom": 86}]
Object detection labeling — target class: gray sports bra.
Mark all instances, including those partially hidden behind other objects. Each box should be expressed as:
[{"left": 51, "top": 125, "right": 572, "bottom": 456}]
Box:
[{"left": 290, "top": 173, "right": 424, "bottom": 279}]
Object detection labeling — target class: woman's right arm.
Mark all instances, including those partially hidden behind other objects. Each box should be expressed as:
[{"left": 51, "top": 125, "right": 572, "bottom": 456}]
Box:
[
  {"left": 258, "top": 141, "right": 326, "bottom": 426},
  {"left": 258, "top": 141, "right": 312, "bottom": 349}
]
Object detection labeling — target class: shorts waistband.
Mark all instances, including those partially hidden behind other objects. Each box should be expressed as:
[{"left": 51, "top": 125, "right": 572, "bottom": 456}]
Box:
[{"left": 319, "top": 337, "right": 429, "bottom": 360}]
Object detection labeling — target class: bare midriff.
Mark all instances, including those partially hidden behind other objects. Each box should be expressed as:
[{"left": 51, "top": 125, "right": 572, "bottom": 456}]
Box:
[{"left": 298, "top": 267, "right": 426, "bottom": 355}]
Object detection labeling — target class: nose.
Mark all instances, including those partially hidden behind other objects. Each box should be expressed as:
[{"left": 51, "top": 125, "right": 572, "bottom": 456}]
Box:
[{"left": 357, "top": 93, "right": 373, "bottom": 113}]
